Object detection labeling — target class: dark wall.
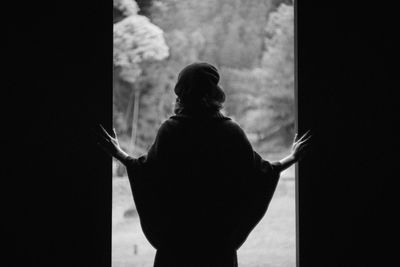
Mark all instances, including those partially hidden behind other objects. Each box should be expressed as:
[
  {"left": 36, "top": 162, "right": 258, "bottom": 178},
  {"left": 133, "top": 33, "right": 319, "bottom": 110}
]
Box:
[
  {"left": 297, "top": 3, "right": 398, "bottom": 267},
  {"left": 3, "top": 1, "right": 398, "bottom": 267},
  {"left": 4, "top": 1, "right": 112, "bottom": 267}
]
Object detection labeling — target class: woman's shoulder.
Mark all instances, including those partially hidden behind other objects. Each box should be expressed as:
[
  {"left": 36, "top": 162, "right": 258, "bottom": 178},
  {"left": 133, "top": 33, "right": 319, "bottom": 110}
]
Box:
[
  {"left": 166, "top": 114, "right": 246, "bottom": 136},
  {"left": 169, "top": 113, "right": 245, "bottom": 125}
]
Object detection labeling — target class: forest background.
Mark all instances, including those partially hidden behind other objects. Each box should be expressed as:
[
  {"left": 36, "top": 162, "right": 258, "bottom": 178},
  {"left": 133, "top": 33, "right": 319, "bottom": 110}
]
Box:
[{"left": 113, "top": 0, "right": 294, "bottom": 175}]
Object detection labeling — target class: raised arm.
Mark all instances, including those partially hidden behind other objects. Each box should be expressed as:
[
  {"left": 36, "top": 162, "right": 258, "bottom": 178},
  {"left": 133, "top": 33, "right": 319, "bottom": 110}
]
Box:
[
  {"left": 274, "top": 131, "right": 312, "bottom": 173},
  {"left": 95, "top": 124, "right": 132, "bottom": 166}
]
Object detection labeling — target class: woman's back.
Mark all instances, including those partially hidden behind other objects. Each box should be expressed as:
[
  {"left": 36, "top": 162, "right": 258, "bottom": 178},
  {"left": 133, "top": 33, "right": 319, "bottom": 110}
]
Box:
[
  {"left": 143, "top": 115, "right": 254, "bottom": 250},
  {"left": 125, "top": 113, "right": 260, "bottom": 266}
]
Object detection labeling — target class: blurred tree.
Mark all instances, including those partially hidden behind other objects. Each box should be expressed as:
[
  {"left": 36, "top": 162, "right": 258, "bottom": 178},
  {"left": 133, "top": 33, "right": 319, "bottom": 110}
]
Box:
[
  {"left": 150, "top": 0, "right": 274, "bottom": 68},
  {"left": 113, "top": 0, "right": 168, "bottom": 154},
  {"left": 220, "top": 3, "right": 294, "bottom": 152},
  {"left": 259, "top": 3, "right": 294, "bottom": 148}
]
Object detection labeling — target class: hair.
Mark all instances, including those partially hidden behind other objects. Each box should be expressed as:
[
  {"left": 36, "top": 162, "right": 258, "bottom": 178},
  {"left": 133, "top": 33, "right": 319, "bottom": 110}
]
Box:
[
  {"left": 174, "top": 92, "right": 225, "bottom": 116},
  {"left": 173, "top": 62, "right": 226, "bottom": 116}
]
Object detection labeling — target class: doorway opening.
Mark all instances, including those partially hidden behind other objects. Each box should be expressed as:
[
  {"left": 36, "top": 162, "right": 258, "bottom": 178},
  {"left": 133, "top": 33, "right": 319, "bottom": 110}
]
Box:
[{"left": 112, "top": 1, "right": 296, "bottom": 266}]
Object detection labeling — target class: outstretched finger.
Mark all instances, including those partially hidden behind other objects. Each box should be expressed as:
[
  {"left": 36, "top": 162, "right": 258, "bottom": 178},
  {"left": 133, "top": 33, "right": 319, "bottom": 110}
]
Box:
[
  {"left": 299, "top": 134, "right": 312, "bottom": 145},
  {"left": 294, "top": 133, "right": 299, "bottom": 142},
  {"left": 299, "top": 141, "right": 310, "bottom": 150},
  {"left": 99, "top": 124, "right": 112, "bottom": 139},
  {"left": 297, "top": 130, "right": 311, "bottom": 142},
  {"left": 112, "top": 128, "right": 117, "bottom": 138}
]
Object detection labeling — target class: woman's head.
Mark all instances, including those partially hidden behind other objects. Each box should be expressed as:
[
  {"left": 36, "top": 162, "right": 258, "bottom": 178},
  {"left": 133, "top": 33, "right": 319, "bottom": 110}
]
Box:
[{"left": 174, "top": 62, "right": 225, "bottom": 116}]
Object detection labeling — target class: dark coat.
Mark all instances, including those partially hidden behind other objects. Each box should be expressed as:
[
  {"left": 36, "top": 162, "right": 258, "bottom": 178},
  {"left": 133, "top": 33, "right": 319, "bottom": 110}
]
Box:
[{"left": 125, "top": 113, "right": 281, "bottom": 267}]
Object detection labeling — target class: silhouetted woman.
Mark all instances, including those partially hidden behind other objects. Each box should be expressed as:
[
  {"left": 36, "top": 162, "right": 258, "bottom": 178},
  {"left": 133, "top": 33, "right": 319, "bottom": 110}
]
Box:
[{"left": 97, "top": 62, "right": 311, "bottom": 267}]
